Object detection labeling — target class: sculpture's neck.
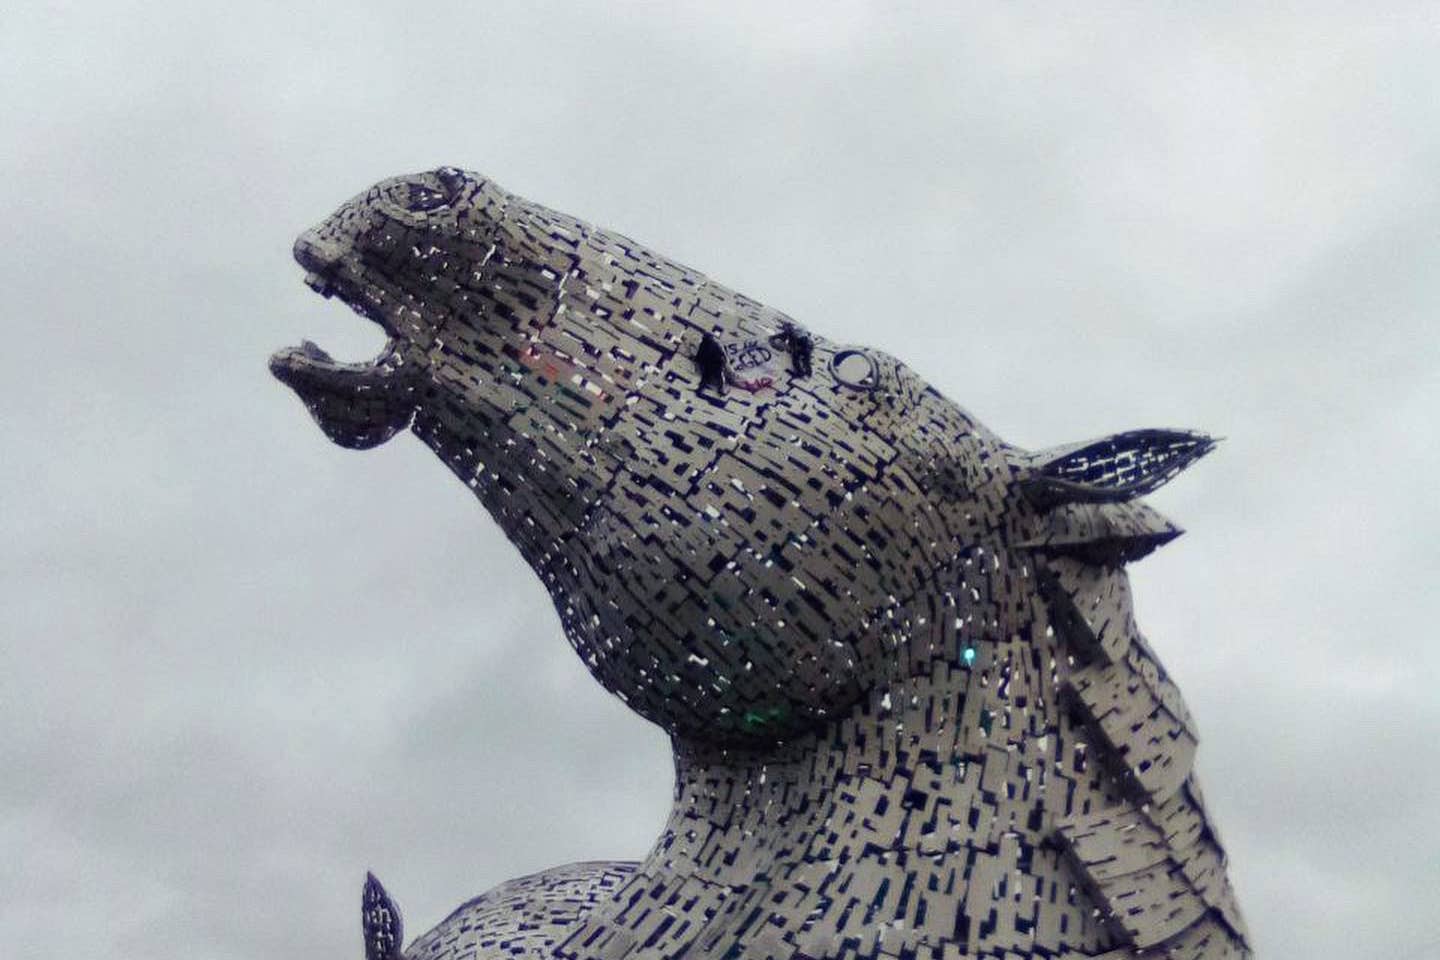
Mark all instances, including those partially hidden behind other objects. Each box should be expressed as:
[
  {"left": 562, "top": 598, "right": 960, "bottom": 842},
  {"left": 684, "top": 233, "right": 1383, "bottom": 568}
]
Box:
[
  {"left": 556, "top": 563, "right": 1123, "bottom": 959},
  {"left": 654, "top": 673, "right": 964, "bottom": 888}
]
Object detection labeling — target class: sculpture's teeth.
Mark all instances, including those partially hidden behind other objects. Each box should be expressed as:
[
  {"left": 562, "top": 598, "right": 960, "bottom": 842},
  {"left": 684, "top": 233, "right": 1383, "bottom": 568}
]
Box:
[
  {"left": 269, "top": 336, "right": 401, "bottom": 379},
  {"left": 304, "top": 270, "right": 335, "bottom": 298},
  {"left": 299, "top": 339, "right": 333, "bottom": 363}
]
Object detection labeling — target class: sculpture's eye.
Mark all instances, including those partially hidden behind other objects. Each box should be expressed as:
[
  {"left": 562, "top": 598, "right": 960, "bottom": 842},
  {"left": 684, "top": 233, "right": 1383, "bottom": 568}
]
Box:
[
  {"left": 831, "top": 350, "right": 877, "bottom": 390},
  {"left": 404, "top": 168, "right": 464, "bottom": 212}
]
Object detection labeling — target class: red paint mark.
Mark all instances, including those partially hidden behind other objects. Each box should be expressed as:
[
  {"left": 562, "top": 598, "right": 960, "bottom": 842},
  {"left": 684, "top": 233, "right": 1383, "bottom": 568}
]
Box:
[{"left": 517, "top": 345, "right": 572, "bottom": 382}]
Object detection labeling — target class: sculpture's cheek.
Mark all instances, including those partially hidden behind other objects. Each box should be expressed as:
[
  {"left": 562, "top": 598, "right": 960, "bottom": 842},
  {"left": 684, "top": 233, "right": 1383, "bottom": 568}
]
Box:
[{"left": 554, "top": 529, "right": 867, "bottom": 743}]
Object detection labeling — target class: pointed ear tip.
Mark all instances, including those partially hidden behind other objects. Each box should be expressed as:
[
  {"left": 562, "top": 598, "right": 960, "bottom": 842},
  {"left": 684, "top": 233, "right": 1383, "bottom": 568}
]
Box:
[{"left": 1168, "top": 428, "right": 1219, "bottom": 450}]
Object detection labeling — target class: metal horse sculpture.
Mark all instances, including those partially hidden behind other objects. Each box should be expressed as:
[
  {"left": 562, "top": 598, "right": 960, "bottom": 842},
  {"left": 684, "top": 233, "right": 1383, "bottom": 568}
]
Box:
[{"left": 273, "top": 168, "right": 1252, "bottom": 960}]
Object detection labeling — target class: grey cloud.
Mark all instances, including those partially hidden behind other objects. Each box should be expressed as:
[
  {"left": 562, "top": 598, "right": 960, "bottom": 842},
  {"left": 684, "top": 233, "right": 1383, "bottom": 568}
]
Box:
[{"left": 3, "top": 2, "right": 1437, "bottom": 958}]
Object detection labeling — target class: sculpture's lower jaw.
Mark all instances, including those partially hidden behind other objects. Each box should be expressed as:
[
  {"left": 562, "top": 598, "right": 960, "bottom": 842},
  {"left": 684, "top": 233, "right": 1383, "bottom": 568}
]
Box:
[{"left": 269, "top": 338, "right": 417, "bottom": 449}]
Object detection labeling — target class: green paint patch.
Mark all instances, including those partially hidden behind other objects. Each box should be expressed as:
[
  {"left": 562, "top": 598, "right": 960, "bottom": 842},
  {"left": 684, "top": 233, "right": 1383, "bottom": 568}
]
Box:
[{"left": 741, "top": 705, "right": 790, "bottom": 731}]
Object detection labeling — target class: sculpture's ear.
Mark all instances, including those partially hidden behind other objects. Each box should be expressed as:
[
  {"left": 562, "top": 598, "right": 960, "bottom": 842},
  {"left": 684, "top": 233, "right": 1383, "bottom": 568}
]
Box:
[
  {"left": 1019, "top": 499, "right": 1183, "bottom": 565},
  {"left": 362, "top": 872, "right": 404, "bottom": 960},
  {"left": 1019, "top": 428, "right": 1216, "bottom": 510}
]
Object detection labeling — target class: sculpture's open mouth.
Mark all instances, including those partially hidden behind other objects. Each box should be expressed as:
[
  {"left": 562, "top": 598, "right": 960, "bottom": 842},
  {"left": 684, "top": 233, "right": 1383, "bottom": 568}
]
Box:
[
  {"left": 272, "top": 237, "right": 400, "bottom": 377},
  {"left": 268, "top": 237, "right": 417, "bottom": 450},
  {"left": 270, "top": 268, "right": 404, "bottom": 385}
]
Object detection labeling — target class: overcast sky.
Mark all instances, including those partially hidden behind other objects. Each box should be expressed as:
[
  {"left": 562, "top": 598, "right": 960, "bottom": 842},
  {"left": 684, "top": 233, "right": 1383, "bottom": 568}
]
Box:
[{"left": 3, "top": 2, "right": 1438, "bottom": 958}]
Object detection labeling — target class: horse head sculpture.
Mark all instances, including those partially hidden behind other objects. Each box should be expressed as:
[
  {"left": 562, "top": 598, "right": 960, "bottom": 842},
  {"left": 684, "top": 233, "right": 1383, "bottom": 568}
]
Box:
[{"left": 273, "top": 168, "right": 1251, "bottom": 960}]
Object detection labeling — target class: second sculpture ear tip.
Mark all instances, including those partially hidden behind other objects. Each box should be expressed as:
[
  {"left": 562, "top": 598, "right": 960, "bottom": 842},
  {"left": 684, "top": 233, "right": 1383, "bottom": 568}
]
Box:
[{"left": 363, "top": 871, "right": 405, "bottom": 960}]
